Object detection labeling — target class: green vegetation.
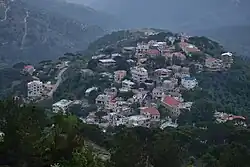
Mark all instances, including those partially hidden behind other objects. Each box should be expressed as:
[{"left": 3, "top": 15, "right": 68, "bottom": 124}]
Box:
[
  {"left": 85, "top": 30, "right": 134, "bottom": 55},
  {"left": 189, "top": 36, "right": 225, "bottom": 56},
  {"left": 54, "top": 71, "right": 112, "bottom": 101},
  {"left": 1, "top": 100, "right": 250, "bottom": 167},
  {"left": 0, "top": 68, "right": 32, "bottom": 98},
  {"left": 181, "top": 56, "right": 250, "bottom": 124}
]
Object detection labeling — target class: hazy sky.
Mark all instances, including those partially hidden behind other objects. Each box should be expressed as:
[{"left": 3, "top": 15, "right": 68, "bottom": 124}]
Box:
[{"left": 65, "top": 0, "right": 250, "bottom": 32}]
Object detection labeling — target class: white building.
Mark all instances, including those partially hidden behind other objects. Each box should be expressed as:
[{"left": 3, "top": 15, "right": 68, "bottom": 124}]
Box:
[
  {"left": 128, "top": 115, "right": 150, "bottom": 127},
  {"left": 98, "top": 59, "right": 116, "bottom": 67},
  {"left": 221, "top": 52, "right": 233, "bottom": 57},
  {"left": 111, "top": 53, "right": 122, "bottom": 59},
  {"left": 136, "top": 43, "right": 149, "bottom": 54},
  {"left": 0, "top": 131, "right": 4, "bottom": 142},
  {"left": 92, "top": 54, "right": 106, "bottom": 59},
  {"left": 52, "top": 99, "right": 73, "bottom": 114},
  {"left": 95, "top": 94, "right": 112, "bottom": 105},
  {"left": 122, "top": 79, "right": 135, "bottom": 90},
  {"left": 27, "top": 81, "right": 43, "bottom": 98},
  {"left": 154, "top": 68, "right": 172, "bottom": 79},
  {"left": 152, "top": 87, "right": 165, "bottom": 99},
  {"left": 181, "top": 76, "right": 198, "bottom": 90},
  {"left": 131, "top": 66, "right": 148, "bottom": 83},
  {"left": 85, "top": 87, "right": 98, "bottom": 96}
]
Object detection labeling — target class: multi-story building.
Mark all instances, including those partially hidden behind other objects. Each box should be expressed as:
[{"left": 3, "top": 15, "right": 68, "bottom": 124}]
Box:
[
  {"left": 154, "top": 68, "right": 172, "bottom": 80},
  {"left": 131, "top": 66, "right": 148, "bottom": 83},
  {"left": 205, "top": 57, "right": 222, "bottom": 71},
  {"left": 140, "top": 107, "right": 160, "bottom": 121},
  {"left": 122, "top": 79, "right": 135, "bottom": 90},
  {"left": 52, "top": 99, "right": 73, "bottom": 114},
  {"left": 98, "top": 59, "right": 116, "bottom": 67},
  {"left": 181, "top": 76, "right": 198, "bottom": 90},
  {"left": 136, "top": 43, "right": 149, "bottom": 54},
  {"left": 179, "top": 41, "right": 200, "bottom": 55},
  {"left": 27, "top": 81, "right": 43, "bottom": 98},
  {"left": 152, "top": 87, "right": 164, "bottom": 99},
  {"left": 95, "top": 94, "right": 112, "bottom": 106},
  {"left": 127, "top": 115, "right": 150, "bottom": 127},
  {"left": 221, "top": 52, "right": 233, "bottom": 68},
  {"left": 161, "top": 96, "right": 181, "bottom": 118},
  {"left": 114, "top": 70, "right": 127, "bottom": 83}
]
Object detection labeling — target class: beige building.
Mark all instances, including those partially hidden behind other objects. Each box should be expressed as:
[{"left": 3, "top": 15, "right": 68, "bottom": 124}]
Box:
[
  {"left": 114, "top": 70, "right": 127, "bottom": 83},
  {"left": 131, "top": 66, "right": 148, "bottom": 83},
  {"left": 161, "top": 96, "right": 181, "bottom": 118}
]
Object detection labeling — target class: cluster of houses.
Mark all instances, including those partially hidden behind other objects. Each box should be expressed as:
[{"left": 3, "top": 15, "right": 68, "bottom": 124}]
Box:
[
  {"left": 50, "top": 31, "right": 238, "bottom": 129},
  {"left": 214, "top": 111, "right": 247, "bottom": 127},
  {"left": 26, "top": 61, "right": 69, "bottom": 101}
]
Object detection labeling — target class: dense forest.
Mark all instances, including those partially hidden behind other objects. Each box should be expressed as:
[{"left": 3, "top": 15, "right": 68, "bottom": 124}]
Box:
[{"left": 0, "top": 100, "right": 250, "bottom": 167}]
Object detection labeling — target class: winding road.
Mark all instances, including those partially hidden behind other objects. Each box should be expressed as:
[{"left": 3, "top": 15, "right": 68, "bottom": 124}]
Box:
[
  {"left": 0, "top": 6, "right": 10, "bottom": 22},
  {"left": 20, "top": 11, "right": 29, "bottom": 49},
  {"left": 47, "top": 67, "right": 68, "bottom": 97}
]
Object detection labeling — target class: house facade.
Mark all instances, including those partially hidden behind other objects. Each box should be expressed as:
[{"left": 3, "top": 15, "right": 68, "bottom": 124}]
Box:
[
  {"left": 161, "top": 96, "right": 181, "bottom": 118},
  {"left": 114, "top": 70, "right": 127, "bottom": 83},
  {"left": 52, "top": 99, "right": 73, "bottom": 114},
  {"left": 27, "top": 81, "right": 43, "bottom": 98},
  {"left": 140, "top": 107, "right": 160, "bottom": 121},
  {"left": 181, "top": 76, "right": 198, "bottom": 90},
  {"left": 95, "top": 94, "right": 112, "bottom": 106},
  {"left": 98, "top": 59, "right": 116, "bottom": 67},
  {"left": 122, "top": 79, "right": 135, "bottom": 90},
  {"left": 131, "top": 66, "right": 148, "bottom": 83},
  {"left": 205, "top": 57, "right": 222, "bottom": 71}
]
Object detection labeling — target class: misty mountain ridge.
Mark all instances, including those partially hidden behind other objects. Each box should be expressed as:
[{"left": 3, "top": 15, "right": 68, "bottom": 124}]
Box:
[
  {"left": 82, "top": 0, "right": 250, "bottom": 31},
  {"left": 73, "top": 0, "right": 250, "bottom": 56},
  {"left": 0, "top": 0, "right": 119, "bottom": 66}
]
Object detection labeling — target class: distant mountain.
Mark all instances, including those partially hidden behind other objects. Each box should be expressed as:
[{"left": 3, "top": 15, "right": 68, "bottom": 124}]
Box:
[
  {"left": 192, "top": 25, "right": 250, "bottom": 57},
  {"left": 0, "top": 0, "right": 119, "bottom": 65},
  {"left": 85, "top": 0, "right": 250, "bottom": 31}
]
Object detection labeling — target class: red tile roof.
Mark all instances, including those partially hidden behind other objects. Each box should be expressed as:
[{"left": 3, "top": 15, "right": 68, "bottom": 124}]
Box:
[
  {"left": 229, "top": 115, "right": 246, "bottom": 120},
  {"left": 173, "top": 52, "right": 186, "bottom": 58},
  {"left": 142, "top": 107, "right": 160, "bottom": 116},
  {"left": 147, "top": 49, "right": 160, "bottom": 55},
  {"left": 162, "top": 96, "right": 180, "bottom": 107},
  {"left": 24, "top": 65, "right": 34, "bottom": 69},
  {"left": 179, "top": 42, "right": 200, "bottom": 53},
  {"left": 206, "top": 57, "right": 217, "bottom": 62}
]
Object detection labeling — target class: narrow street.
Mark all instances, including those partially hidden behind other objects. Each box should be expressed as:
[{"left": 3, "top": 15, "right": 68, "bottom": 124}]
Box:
[{"left": 47, "top": 67, "right": 68, "bottom": 97}]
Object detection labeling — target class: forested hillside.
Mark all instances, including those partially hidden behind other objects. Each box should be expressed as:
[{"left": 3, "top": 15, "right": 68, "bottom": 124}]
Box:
[
  {"left": 1, "top": 100, "right": 250, "bottom": 167},
  {"left": 193, "top": 25, "right": 250, "bottom": 57},
  {"left": 0, "top": 0, "right": 109, "bottom": 65}
]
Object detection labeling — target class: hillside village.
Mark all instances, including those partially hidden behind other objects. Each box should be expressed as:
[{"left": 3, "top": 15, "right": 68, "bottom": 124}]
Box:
[{"left": 18, "top": 29, "right": 247, "bottom": 130}]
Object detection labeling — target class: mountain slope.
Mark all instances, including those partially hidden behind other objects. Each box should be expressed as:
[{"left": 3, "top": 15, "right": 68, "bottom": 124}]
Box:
[
  {"left": 0, "top": 0, "right": 110, "bottom": 65},
  {"left": 86, "top": 0, "right": 250, "bottom": 31},
  {"left": 192, "top": 25, "right": 250, "bottom": 57}
]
